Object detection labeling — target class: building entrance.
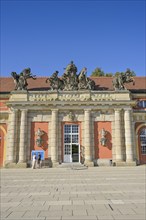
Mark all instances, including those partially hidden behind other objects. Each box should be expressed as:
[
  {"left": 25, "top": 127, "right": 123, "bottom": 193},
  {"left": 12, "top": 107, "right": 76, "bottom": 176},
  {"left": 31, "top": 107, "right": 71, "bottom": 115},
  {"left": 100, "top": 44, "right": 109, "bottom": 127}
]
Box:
[{"left": 64, "top": 125, "right": 80, "bottom": 163}]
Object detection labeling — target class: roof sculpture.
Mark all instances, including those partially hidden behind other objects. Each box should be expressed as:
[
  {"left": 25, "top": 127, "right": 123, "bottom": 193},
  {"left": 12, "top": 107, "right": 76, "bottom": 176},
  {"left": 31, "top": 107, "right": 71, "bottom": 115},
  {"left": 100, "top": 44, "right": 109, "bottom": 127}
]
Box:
[
  {"left": 10, "top": 62, "right": 136, "bottom": 91},
  {"left": 11, "top": 68, "right": 36, "bottom": 90},
  {"left": 112, "top": 68, "right": 135, "bottom": 91},
  {"left": 46, "top": 61, "right": 95, "bottom": 91}
]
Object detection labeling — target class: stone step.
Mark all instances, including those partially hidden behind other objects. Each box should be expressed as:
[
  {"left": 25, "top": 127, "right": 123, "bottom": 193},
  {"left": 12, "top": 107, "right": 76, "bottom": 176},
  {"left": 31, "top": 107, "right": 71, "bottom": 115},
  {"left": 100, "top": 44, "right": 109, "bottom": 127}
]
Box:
[{"left": 57, "top": 162, "right": 88, "bottom": 170}]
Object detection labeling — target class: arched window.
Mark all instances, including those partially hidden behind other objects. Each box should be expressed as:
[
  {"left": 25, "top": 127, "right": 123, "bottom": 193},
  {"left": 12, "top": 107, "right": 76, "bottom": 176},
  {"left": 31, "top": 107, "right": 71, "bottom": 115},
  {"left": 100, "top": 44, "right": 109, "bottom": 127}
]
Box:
[{"left": 140, "top": 128, "right": 146, "bottom": 155}]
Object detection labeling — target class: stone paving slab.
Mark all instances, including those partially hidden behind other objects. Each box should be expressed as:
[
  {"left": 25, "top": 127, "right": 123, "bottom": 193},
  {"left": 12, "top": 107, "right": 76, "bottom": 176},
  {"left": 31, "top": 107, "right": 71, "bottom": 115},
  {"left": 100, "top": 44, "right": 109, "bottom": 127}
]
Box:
[{"left": 0, "top": 166, "right": 146, "bottom": 220}]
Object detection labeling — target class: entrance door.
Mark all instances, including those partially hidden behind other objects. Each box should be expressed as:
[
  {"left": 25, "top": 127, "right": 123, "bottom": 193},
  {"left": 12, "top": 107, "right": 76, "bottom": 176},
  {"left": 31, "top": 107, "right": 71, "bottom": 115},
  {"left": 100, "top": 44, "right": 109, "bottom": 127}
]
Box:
[{"left": 64, "top": 125, "right": 80, "bottom": 163}]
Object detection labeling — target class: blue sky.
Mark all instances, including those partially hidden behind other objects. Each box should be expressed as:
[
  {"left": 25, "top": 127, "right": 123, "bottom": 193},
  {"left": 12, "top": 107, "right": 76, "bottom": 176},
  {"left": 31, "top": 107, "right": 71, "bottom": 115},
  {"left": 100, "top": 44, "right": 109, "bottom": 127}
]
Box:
[{"left": 1, "top": 0, "right": 145, "bottom": 77}]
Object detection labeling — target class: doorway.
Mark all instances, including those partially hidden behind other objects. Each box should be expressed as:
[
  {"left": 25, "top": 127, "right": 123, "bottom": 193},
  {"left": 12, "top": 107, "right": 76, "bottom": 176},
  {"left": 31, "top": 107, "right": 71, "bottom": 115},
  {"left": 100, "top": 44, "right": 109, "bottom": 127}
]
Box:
[{"left": 64, "top": 125, "right": 80, "bottom": 163}]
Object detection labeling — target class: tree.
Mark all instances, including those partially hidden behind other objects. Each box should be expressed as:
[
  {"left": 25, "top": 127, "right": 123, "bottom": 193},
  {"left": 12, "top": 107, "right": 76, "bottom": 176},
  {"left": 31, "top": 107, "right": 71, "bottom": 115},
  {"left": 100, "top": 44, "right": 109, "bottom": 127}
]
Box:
[
  {"left": 114, "top": 72, "right": 121, "bottom": 77},
  {"left": 91, "top": 67, "right": 136, "bottom": 77},
  {"left": 114, "top": 68, "right": 136, "bottom": 77},
  {"left": 105, "top": 73, "right": 113, "bottom": 77},
  {"left": 91, "top": 67, "right": 105, "bottom": 77}
]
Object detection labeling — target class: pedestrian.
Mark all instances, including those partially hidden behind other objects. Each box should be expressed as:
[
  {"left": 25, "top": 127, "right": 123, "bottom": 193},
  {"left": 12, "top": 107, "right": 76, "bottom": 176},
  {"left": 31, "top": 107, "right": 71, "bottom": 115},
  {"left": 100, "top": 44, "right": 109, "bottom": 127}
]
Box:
[
  {"left": 37, "top": 152, "right": 42, "bottom": 168},
  {"left": 32, "top": 153, "right": 36, "bottom": 169}
]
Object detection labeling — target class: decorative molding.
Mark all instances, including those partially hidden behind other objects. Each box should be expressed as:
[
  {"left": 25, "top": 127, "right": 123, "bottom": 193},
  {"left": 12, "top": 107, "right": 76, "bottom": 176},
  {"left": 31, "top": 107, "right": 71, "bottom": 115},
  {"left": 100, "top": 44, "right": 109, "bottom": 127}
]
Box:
[
  {"left": 68, "top": 111, "right": 76, "bottom": 121},
  {"left": 92, "top": 93, "right": 113, "bottom": 101}
]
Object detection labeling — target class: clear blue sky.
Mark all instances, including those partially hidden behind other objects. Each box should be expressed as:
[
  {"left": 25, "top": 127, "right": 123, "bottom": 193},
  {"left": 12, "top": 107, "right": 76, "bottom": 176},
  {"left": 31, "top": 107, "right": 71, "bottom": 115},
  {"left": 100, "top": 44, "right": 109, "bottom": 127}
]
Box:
[{"left": 1, "top": 0, "right": 145, "bottom": 77}]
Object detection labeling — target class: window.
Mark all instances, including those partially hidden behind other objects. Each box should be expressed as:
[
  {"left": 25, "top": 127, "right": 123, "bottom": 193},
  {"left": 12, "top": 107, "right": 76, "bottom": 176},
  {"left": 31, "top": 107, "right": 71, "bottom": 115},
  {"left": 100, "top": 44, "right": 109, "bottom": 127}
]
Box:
[
  {"left": 138, "top": 100, "right": 146, "bottom": 108},
  {"left": 64, "top": 125, "right": 79, "bottom": 143},
  {"left": 140, "top": 128, "right": 146, "bottom": 155}
]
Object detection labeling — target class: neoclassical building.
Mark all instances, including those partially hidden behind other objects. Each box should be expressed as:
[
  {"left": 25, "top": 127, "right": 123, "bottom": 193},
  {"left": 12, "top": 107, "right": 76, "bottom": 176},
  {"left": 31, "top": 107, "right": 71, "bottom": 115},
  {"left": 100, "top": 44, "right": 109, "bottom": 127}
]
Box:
[{"left": 0, "top": 65, "right": 146, "bottom": 167}]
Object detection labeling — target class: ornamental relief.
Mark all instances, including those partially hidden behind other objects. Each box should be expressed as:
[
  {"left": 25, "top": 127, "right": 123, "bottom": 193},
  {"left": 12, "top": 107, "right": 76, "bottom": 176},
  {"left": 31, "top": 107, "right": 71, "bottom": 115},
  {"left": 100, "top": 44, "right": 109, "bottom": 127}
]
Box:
[
  {"left": 28, "top": 93, "right": 113, "bottom": 102},
  {"left": 29, "top": 94, "right": 58, "bottom": 101},
  {"left": 92, "top": 93, "right": 113, "bottom": 101}
]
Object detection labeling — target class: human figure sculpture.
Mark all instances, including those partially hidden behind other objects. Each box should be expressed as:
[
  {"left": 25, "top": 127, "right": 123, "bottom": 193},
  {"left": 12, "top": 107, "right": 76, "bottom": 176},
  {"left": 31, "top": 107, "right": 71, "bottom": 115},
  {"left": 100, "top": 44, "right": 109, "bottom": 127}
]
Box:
[
  {"left": 100, "top": 128, "right": 107, "bottom": 146},
  {"left": 35, "top": 128, "right": 44, "bottom": 147},
  {"left": 62, "top": 61, "right": 78, "bottom": 90},
  {"left": 78, "top": 67, "right": 95, "bottom": 90},
  {"left": 78, "top": 67, "right": 88, "bottom": 89},
  {"left": 64, "top": 61, "right": 78, "bottom": 76}
]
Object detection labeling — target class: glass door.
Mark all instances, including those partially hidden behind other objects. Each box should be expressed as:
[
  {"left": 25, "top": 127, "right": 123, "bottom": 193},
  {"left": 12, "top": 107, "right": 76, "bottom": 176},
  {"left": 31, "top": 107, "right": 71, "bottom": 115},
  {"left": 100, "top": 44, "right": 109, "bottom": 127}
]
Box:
[{"left": 64, "top": 125, "right": 79, "bottom": 163}]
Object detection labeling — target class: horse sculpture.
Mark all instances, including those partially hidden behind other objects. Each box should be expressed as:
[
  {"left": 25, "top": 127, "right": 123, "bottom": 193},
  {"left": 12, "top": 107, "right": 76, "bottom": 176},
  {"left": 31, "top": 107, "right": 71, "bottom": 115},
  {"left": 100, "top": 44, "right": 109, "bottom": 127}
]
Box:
[
  {"left": 112, "top": 69, "right": 135, "bottom": 90},
  {"left": 11, "top": 68, "right": 36, "bottom": 90},
  {"left": 46, "top": 71, "right": 64, "bottom": 90}
]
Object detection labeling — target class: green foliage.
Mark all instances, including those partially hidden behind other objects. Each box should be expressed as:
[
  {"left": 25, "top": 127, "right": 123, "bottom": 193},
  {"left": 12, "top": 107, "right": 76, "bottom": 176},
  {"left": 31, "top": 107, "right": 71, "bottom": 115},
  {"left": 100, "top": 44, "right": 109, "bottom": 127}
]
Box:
[
  {"left": 91, "top": 67, "right": 113, "bottom": 77},
  {"left": 115, "top": 72, "right": 121, "bottom": 77},
  {"left": 126, "top": 68, "right": 136, "bottom": 76},
  {"left": 91, "top": 67, "right": 105, "bottom": 77},
  {"left": 91, "top": 67, "right": 136, "bottom": 77},
  {"left": 114, "top": 68, "right": 136, "bottom": 77},
  {"left": 105, "top": 73, "right": 113, "bottom": 77}
]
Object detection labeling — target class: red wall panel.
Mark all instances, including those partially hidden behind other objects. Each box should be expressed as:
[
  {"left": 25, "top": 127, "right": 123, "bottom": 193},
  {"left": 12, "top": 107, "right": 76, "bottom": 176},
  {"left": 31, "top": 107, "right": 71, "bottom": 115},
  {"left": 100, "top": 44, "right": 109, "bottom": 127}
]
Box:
[
  {"left": 31, "top": 122, "right": 48, "bottom": 160},
  {"left": 94, "top": 121, "right": 112, "bottom": 159}
]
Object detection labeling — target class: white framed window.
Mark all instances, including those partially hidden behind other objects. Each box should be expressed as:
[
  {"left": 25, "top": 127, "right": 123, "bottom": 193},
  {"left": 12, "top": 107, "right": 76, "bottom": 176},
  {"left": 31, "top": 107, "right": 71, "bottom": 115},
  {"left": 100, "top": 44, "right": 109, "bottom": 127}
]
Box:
[{"left": 140, "top": 128, "right": 146, "bottom": 155}]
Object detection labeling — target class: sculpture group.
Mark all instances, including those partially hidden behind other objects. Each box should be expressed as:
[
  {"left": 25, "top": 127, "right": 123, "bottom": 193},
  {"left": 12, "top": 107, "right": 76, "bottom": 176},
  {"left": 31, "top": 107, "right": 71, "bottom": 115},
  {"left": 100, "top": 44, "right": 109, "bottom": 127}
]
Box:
[
  {"left": 11, "top": 62, "right": 135, "bottom": 91},
  {"left": 46, "top": 61, "right": 95, "bottom": 91}
]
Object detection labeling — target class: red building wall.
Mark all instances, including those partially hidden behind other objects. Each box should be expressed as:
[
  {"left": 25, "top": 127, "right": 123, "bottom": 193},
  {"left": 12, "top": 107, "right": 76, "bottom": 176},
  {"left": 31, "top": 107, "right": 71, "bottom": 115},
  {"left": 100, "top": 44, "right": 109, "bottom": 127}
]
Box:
[
  {"left": 0, "top": 99, "right": 9, "bottom": 111},
  {"left": 94, "top": 121, "right": 112, "bottom": 159},
  {"left": 30, "top": 122, "right": 48, "bottom": 160}
]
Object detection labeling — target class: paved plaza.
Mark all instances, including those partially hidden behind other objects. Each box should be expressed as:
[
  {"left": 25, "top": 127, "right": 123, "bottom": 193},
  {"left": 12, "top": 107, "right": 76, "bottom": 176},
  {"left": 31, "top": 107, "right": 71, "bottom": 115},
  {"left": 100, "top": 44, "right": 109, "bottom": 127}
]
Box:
[{"left": 0, "top": 166, "right": 146, "bottom": 220}]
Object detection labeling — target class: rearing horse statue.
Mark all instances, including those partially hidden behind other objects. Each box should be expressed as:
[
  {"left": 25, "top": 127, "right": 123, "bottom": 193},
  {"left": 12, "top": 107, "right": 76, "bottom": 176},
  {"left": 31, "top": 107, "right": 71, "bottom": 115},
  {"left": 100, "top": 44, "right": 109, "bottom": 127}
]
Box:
[
  {"left": 112, "top": 69, "right": 135, "bottom": 90},
  {"left": 11, "top": 68, "right": 36, "bottom": 90}
]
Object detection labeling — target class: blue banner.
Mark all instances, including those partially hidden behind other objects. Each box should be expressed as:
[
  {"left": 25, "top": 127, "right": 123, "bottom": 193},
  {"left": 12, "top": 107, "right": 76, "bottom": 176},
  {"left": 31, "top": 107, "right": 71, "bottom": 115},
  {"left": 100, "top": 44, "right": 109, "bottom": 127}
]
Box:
[{"left": 31, "top": 150, "right": 45, "bottom": 160}]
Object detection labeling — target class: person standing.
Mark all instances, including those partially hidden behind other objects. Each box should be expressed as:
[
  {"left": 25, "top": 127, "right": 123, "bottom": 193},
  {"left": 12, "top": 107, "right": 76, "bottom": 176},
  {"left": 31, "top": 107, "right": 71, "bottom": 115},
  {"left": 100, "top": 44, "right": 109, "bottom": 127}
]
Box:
[
  {"left": 37, "top": 152, "right": 42, "bottom": 168},
  {"left": 32, "top": 153, "right": 36, "bottom": 169}
]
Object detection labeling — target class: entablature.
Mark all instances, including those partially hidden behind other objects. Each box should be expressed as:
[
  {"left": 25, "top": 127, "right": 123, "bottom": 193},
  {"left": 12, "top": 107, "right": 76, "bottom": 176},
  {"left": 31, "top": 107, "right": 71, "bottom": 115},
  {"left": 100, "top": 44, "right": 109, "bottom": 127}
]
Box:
[{"left": 7, "top": 90, "right": 136, "bottom": 108}]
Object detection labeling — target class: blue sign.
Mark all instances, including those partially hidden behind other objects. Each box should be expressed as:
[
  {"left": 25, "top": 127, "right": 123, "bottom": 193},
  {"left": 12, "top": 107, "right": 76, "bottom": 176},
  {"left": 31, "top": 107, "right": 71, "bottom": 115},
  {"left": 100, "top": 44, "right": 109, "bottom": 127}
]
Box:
[{"left": 31, "top": 150, "right": 45, "bottom": 160}]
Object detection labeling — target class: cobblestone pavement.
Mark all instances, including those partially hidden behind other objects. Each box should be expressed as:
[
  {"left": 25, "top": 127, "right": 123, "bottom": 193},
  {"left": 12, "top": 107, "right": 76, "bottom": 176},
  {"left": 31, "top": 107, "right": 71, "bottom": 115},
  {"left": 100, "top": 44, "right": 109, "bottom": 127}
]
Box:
[{"left": 0, "top": 166, "right": 146, "bottom": 220}]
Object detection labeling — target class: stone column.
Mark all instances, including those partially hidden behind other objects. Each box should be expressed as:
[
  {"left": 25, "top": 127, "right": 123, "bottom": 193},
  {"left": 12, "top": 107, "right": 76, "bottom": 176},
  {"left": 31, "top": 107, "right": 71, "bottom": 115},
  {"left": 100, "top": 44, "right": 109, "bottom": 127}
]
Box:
[
  {"left": 112, "top": 117, "right": 116, "bottom": 163},
  {"left": 114, "top": 109, "right": 124, "bottom": 162},
  {"left": 124, "top": 108, "right": 135, "bottom": 163},
  {"left": 18, "top": 109, "right": 27, "bottom": 166},
  {"left": 51, "top": 109, "right": 58, "bottom": 165},
  {"left": 84, "top": 109, "right": 93, "bottom": 165},
  {"left": 7, "top": 109, "right": 18, "bottom": 164}
]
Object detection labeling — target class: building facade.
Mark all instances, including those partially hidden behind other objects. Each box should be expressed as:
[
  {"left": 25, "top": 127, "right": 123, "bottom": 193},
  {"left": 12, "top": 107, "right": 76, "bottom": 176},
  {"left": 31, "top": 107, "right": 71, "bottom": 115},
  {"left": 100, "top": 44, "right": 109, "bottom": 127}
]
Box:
[{"left": 0, "top": 73, "right": 146, "bottom": 167}]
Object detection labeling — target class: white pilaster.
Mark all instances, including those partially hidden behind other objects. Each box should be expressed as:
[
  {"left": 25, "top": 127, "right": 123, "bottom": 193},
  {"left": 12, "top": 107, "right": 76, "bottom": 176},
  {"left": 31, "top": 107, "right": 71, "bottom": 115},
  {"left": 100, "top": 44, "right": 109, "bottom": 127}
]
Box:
[
  {"left": 124, "top": 108, "right": 134, "bottom": 162},
  {"left": 84, "top": 109, "right": 92, "bottom": 162},
  {"left": 7, "top": 109, "right": 18, "bottom": 162},
  {"left": 114, "top": 109, "right": 124, "bottom": 161},
  {"left": 51, "top": 109, "right": 58, "bottom": 162},
  {"left": 19, "top": 109, "right": 28, "bottom": 163},
  {"left": 112, "top": 118, "right": 116, "bottom": 162}
]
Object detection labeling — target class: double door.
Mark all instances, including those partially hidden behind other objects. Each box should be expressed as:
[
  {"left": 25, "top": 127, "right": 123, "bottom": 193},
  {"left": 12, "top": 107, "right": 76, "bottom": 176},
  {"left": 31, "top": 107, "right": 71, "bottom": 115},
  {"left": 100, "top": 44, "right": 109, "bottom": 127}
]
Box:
[{"left": 64, "top": 125, "right": 80, "bottom": 163}]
